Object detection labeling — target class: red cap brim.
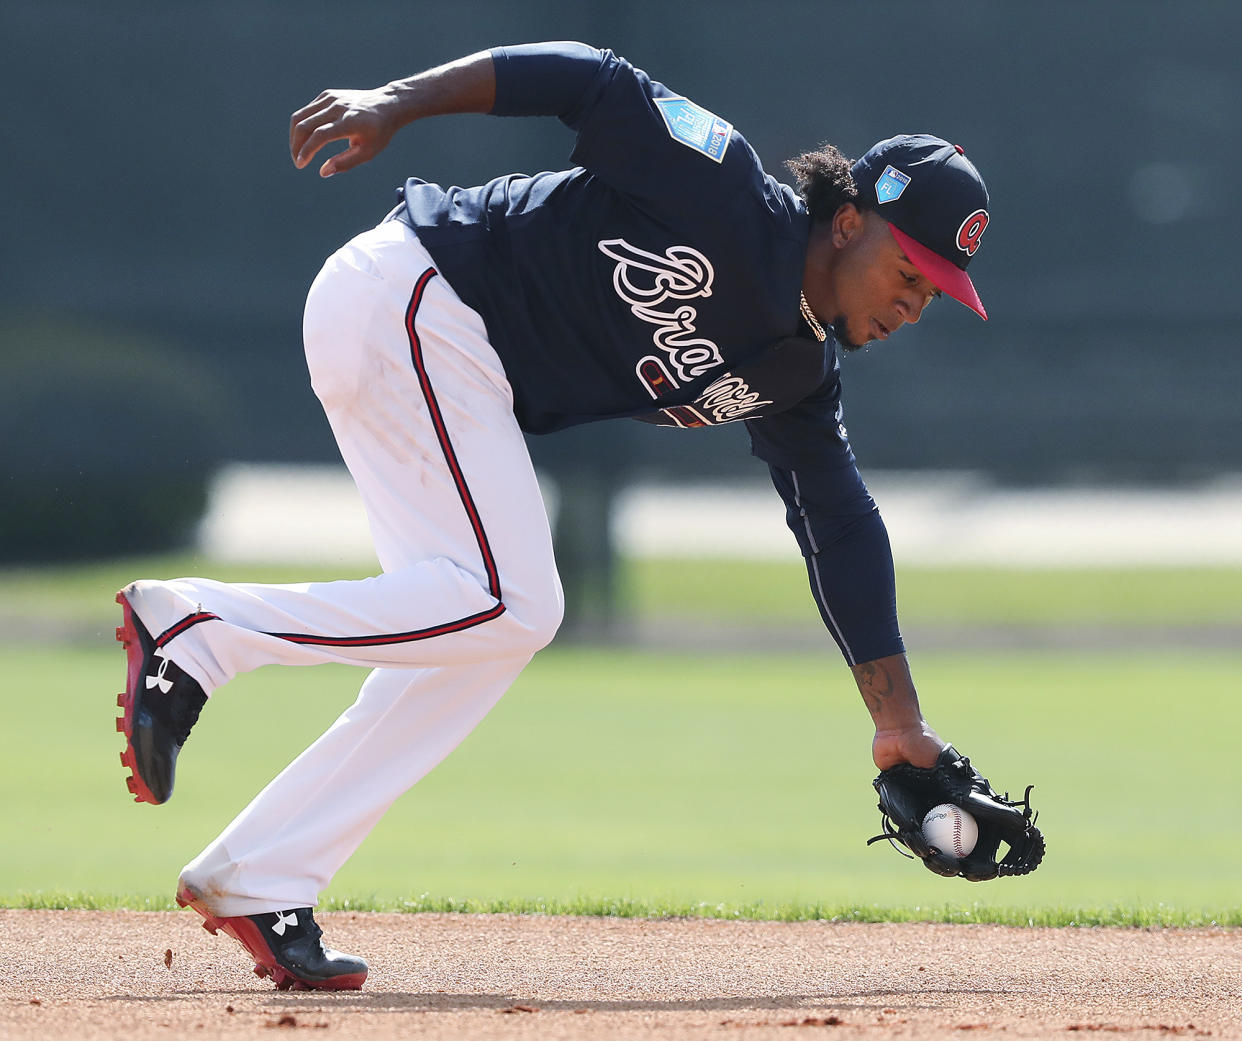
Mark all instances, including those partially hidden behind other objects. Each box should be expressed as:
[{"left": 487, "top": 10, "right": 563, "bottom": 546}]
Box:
[{"left": 888, "top": 224, "right": 987, "bottom": 320}]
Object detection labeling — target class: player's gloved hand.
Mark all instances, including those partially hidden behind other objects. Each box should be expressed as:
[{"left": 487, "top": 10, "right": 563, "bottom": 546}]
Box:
[{"left": 868, "top": 745, "right": 1045, "bottom": 881}]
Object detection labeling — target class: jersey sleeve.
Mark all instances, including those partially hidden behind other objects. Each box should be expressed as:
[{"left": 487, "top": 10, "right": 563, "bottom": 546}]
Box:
[
  {"left": 489, "top": 42, "right": 754, "bottom": 211},
  {"left": 745, "top": 364, "right": 905, "bottom": 667},
  {"left": 489, "top": 42, "right": 609, "bottom": 118}
]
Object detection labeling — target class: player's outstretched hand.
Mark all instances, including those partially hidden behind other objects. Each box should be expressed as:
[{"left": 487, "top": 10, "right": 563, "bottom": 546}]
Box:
[
  {"left": 290, "top": 53, "right": 497, "bottom": 178},
  {"left": 289, "top": 87, "right": 404, "bottom": 178}
]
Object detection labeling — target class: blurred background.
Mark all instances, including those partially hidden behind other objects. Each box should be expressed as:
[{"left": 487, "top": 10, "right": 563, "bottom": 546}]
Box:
[
  {"left": 2, "top": 1, "right": 1240, "bottom": 913},
  {"left": 5, "top": 0, "right": 1241, "bottom": 576}
]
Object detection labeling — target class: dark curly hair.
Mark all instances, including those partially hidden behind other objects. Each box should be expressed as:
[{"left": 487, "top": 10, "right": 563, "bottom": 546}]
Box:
[{"left": 785, "top": 143, "right": 864, "bottom": 222}]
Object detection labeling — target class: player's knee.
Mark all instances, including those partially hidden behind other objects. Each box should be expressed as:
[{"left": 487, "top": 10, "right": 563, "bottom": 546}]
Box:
[
  {"left": 506, "top": 582, "right": 563, "bottom": 655},
  {"left": 532, "top": 590, "right": 565, "bottom": 650}
]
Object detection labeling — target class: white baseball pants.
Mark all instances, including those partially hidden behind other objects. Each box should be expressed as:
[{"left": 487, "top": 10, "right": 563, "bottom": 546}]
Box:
[{"left": 131, "top": 218, "right": 563, "bottom": 916}]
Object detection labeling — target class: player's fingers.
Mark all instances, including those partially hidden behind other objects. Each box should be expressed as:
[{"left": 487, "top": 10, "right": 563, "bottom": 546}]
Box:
[
  {"left": 294, "top": 122, "right": 347, "bottom": 170},
  {"left": 288, "top": 90, "right": 334, "bottom": 129},
  {"left": 289, "top": 95, "right": 345, "bottom": 160},
  {"left": 289, "top": 107, "right": 336, "bottom": 162},
  {"left": 319, "top": 139, "right": 377, "bottom": 178}
]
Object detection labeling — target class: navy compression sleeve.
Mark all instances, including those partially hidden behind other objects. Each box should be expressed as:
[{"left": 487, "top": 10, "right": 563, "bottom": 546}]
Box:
[
  {"left": 767, "top": 464, "right": 904, "bottom": 667},
  {"left": 489, "top": 42, "right": 607, "bottom": 118},
  {"left": 746, "top": 355, "right": 904, "bottom": 666}
]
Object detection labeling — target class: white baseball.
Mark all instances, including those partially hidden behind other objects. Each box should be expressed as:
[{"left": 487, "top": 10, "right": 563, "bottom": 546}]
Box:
[{"left": 921, "top": 803, "right": 978, "bottom": 858}]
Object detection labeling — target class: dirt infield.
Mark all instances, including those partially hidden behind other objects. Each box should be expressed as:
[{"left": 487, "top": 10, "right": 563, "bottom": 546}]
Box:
[{"left": 3, "top": 911, "right": 1239, "bottom": 1039}]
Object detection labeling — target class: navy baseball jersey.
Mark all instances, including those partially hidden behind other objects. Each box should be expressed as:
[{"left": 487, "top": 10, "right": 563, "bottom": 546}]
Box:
[{"left": 396, "top": 42, "right": 903, "bottom": 666}]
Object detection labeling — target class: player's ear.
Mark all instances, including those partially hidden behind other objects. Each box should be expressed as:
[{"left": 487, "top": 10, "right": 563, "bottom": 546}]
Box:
[{"left": 831, "top": 203, "right": 864, "bottom": 249}]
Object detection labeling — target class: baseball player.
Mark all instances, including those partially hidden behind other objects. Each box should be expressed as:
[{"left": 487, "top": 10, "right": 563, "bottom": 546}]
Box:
[{"left": 114, "top": 42, "right": 996, "bottom": 990}]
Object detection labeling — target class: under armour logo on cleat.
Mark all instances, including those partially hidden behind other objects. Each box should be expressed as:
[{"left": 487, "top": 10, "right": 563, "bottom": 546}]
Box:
[
  {"left": 145, "top": 649, "right": 173, "bottom": 694},
  {"left": 271, "top": 910, "right": 298, "bottom": 936}
]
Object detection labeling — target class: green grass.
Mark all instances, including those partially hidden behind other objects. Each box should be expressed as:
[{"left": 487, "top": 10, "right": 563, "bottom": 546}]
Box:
[
  {"left": 3, "top": 552, "right": 1239, "bottom": 921},
  {"left": 4, "top": 634, "right": 1242, "bottom": 918},
  {"left": 9, "top": 890, "right": 1241, "bottom": 928}
]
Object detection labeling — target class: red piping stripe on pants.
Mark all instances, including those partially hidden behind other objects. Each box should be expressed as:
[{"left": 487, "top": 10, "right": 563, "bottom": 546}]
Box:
[{"left": 158, "top": 266, "right": 506, "bottom": 650}]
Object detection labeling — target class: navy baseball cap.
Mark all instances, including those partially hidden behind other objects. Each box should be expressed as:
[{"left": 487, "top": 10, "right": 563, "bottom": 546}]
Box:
[{"left": 852, "top": 134, "right": 990, "bottom": 320}]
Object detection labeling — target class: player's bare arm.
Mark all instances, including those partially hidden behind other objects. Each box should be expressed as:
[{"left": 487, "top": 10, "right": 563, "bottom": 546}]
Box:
[
  {"left": 851, "top": 653, "right": 945, "bottom": 770},
  {"left": 290, "top": 51, "right": 497, "bottom": 178}
]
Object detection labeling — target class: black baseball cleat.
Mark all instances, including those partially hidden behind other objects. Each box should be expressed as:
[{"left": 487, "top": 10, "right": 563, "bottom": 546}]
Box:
[
  {"left": 114, "top": 587, "right": 207, "bottom": 804},
  {"left": 177, "top": 884, "right": 369, "bottom": 991}
]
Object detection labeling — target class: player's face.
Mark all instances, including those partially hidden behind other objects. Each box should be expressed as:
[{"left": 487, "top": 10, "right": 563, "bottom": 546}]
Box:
[{"left": 816, "top": 208, "right": 941, "bottom": 352}]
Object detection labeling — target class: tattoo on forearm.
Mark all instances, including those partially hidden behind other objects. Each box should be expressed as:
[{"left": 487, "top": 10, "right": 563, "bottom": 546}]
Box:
[{"left": 856, "top": 660, "right": 895, "bottom": 717}]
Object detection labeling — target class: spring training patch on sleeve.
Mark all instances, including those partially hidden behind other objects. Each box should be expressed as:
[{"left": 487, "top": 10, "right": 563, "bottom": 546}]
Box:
[{"left": 653, "top": 96, "right": 732, "bottom": 163}]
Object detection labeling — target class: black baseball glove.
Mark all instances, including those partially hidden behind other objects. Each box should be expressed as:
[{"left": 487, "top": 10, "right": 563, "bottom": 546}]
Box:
[{"left": 868, "top": 745, "right": 1045, "bottom": 881}]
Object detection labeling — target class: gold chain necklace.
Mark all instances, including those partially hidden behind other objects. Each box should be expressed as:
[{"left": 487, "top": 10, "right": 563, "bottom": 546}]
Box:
[{"left": 799, "top": 291, "right": 826, "bottom": 343}]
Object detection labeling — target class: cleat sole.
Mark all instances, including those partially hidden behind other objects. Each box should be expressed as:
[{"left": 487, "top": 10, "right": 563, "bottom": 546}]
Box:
[{"left": 113, "top": 591, "right": 160, "bottom": 806}]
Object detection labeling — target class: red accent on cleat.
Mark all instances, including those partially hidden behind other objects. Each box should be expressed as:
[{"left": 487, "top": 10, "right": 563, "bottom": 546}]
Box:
[
  {"left": 176, "top": 884, "right": 366, "bottom": 992},
  {"left": 114, "top": 591, "right": 161, "bottom": 806}
]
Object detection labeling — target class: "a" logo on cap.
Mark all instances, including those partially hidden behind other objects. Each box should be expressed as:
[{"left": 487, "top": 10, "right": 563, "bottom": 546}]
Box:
[{"left": 957, "top": 209, "right": 989, "bottom": 255}]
